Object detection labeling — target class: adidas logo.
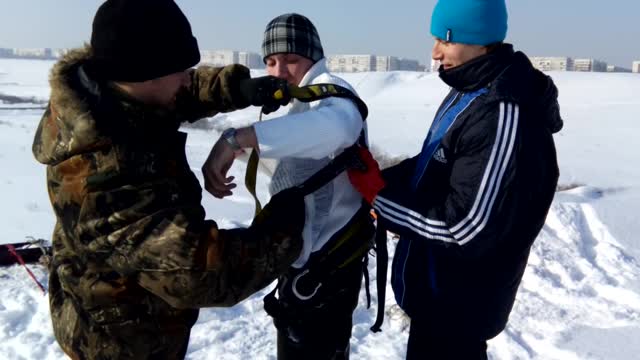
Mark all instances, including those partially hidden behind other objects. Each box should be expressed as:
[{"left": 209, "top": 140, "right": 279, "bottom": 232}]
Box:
[{"left": 433, "top": 148, "right": 447, "bottom": 164}]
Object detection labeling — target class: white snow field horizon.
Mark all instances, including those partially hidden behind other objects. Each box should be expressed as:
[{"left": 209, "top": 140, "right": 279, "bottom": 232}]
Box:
[{"left": 1, "top": 58, "right": 639, "bottom": 359}]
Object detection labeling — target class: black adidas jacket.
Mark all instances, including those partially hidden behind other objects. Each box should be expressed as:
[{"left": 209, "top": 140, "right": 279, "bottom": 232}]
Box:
[{"left": 373, "top": 45, "right": 563, "bottom": 340}]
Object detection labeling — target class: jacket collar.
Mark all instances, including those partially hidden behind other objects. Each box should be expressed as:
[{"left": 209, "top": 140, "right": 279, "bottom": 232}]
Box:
[
  {"left": 439, "top": 44, "right": 514, "bottom": 92},
  {"left": 288, "top": 58, "right": 328, "bottom": 113},
  {"left": 298, "top": 58, "right": 328, "bottom": 87}
]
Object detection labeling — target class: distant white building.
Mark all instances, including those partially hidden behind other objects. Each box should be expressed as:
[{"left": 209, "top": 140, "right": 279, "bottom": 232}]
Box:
[
  {"left": 0, "top": 48, "right": 13, "bottom": 57},
  {"left": 0, "top": 47, "right": 60, "bottom": 59},
  {"left": 430, "top": 59, "right": 441, "bottom": 72},
  {"left": 375, "top": 56, "right": 398, "bottom": 72},
  {"left": 238, "top": 51, "right": 263, "bottom": 69},
  {"left": 529, "top": 57, "right": 573, "bottom": 71},
  {"left": 327, "top": 54, "right": 422, "bottom": 73},
  {"left": 606, "top": 65, "right": 631, "bottom": 73},
  {"left": 633, "top": 61, "right": 640, "bottom": 73},
  {"left": 199, "top": 50, "right": 263, "bottom": 69},
  {"left": 12, "top": 48, "right": 51, "bottom": 58},
  {"left": 200, "top": 50, "right": 237, "bottom": 66},
  {"left": 397, "top": 58, "right": 420, "bottom": 71},
  {"left": 327, "top": 55, "right": 376, "bottom": 72},
  {"left": 573, "top": 58, "right": 607, "bottom": 72},
  {"left": 52, "top": 48, "right": 71, "bottom": 59}
]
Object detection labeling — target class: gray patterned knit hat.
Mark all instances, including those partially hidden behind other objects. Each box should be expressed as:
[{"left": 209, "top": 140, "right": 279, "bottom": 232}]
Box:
[{"left": 261, "top": 13, "right": 324, "bottom": 64}]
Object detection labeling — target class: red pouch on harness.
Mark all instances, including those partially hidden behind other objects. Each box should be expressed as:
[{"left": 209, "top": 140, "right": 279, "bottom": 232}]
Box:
[{"left": 347, "top": 147, "right": 385, "bottom": 205}]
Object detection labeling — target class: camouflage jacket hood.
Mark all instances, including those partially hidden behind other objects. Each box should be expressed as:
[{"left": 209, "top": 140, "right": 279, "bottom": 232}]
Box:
[
  {"left": 33, "top": 46, "right": 113, "bottom": 166},
  {"left": 33, "top": 46, "right": 200, "bottom": 166}
]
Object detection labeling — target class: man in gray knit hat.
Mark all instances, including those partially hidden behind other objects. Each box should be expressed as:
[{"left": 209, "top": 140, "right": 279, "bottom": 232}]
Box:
[{"left": 203, "top": 13, "right": 371, "bottom": 360}]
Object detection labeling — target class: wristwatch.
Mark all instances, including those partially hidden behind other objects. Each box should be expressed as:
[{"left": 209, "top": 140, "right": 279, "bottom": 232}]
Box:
[{"left": 221, "top": 127, "right": 242, "bottom": 151}]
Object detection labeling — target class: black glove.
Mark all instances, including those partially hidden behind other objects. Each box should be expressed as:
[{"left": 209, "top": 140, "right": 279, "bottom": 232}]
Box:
[{"left": 237, "top": 76, "right": 291, "bottom": 114}]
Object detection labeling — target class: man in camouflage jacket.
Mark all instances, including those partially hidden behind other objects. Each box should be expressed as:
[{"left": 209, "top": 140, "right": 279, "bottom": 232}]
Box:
[{"left": 32, "top": 1, "right": 299, "bottom": 359}]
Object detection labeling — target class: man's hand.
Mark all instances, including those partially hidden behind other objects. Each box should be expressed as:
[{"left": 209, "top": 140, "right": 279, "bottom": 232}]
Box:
[
  {"left": 203, "top": 137, "right": 240, "bottom": 198},
  {"left": 202, "top": 127, "right": 259, "bottom": 198},
  {"left": 237, "top": 76, "right": 291, "bottom": 114}
]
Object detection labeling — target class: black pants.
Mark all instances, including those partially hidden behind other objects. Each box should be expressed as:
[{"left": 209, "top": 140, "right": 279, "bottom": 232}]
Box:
[
  {"left": 407, "top": 320, "right": 488, "bottom": 360},
  {"left": 274, "top": 260, "right": 364, "bottom": 360}
]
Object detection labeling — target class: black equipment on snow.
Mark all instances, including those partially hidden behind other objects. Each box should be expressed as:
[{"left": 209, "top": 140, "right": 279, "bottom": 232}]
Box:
[
  {"left": 0, "top": 238, "right": 51, "bottom": 266},
  {"left": 1, "top": 238, "right": 51, "bottom": 294}
]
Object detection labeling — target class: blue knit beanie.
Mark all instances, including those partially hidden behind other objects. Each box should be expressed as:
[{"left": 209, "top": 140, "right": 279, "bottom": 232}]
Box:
[{"left": 430, "top": 0, "right": 508, "bottom": 45}]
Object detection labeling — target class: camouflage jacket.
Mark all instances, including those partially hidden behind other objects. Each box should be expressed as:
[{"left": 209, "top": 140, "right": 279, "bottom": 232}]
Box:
[{"left": 32, "top": 47, "right": 302, "bottom": 355}]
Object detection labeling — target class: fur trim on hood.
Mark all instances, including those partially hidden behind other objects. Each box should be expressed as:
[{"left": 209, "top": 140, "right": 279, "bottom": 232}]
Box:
[{"left": 33, "top": 46, "right": 111, "bottom": 165}]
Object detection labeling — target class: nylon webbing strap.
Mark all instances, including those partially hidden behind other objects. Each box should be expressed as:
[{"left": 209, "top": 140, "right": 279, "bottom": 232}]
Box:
[
  {"left": 277, "top": 83, "right": 369, "bottom": 121},
  {"left": 245, "top": 149, "right": 262, "bottom": 217},
  {"left": 293, "top": 145, "right": 365, "bottom": 195},
  {"left": 302, "top": 204, "right": 372, "bottom": 278},
  {"left": 370, "top": 223, "right": 388, "bottom": 333},
  {"left": 245, "top": 83, "right": 369, "bottom": 216}
]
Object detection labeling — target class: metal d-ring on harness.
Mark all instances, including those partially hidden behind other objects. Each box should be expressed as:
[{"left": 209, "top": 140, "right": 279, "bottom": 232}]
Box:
[{"left": 291, "top": 269, "right": 322, "bottom": 300}]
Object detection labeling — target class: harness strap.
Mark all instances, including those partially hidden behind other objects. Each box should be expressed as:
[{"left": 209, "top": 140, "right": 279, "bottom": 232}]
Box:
[
  {"left": 370, "top": 224, "right": 388, "bottom": 333},
  {"left": 363, "top": 254, "right": 372, "bottom": 309},
  {"left": 252, "top": 83, "right": 388, "bottom": 331},
  {"left": 245, "top": 83, "right": 369, "bottom": 216},
  {"left": 284, "top": 84, "right": 368, "bottom": 147},
  {"left": 245, "top": 149, "right": 262, "bottom": 216}
]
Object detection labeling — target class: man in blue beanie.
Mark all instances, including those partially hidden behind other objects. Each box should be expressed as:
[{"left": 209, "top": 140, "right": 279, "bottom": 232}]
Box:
[{"left": 352, "top": 0, "right": 564, "bottom": 358}]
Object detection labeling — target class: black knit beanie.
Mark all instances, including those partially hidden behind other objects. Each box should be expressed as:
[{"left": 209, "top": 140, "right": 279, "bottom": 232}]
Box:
[
  {"left": 88, "top": 0, "right": 200, "bottom": 82},
  {"left": 262, "top": 13, "right": 324, "bottom": 64}
]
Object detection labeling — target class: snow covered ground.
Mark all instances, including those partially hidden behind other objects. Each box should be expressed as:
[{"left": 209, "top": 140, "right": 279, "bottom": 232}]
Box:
[{"left": 1, "top": 58, "right": 639, "bottom": 359}]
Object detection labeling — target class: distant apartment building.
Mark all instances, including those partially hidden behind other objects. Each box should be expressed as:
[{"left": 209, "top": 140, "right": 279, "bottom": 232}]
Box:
[
  {"left": 633, "top": 61, "right": 640, "bottom": 73},
  {"left": 529, "top": 57, "right": 608, "bottom": 72},
  {"left": 0, "top": 47, "right": 63, "bottom": 59},
  {"left": 238, "top": 51, "right": 263, "bottom": 69},
  {"left": 328, "top": 54, "right": 421, "bottom": 72},
  {"left": 397, "top": 58, "right": 420, "bottom": 71},
  {"left": 573, "top": 58, "right": 607, "bottom": 72},
  {"left": 327, "top": 55, "right": 376, "bottom": 72},
  {"left": 52, "top": 48, "right": 71, "bottom": 59},
  {"left": 12, "top": 48, "right": 52, "bottom": 58},
  {"left": 199, "top": 50, "right": 263, "bottom": 69},
  {"left": 375, "top": 56, "right": 398, "bottom": 72},
  {"left": 606, "top": 65, "right": 631, "bottom": 73},
  {"left": 529, "top": 57, "right": 573, "bottom": 71},
  {"left": 200, "top": 50, "right": 237, "bottom": 66}
]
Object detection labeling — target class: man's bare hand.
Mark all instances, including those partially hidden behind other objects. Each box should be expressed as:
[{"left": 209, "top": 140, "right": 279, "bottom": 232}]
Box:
[{"left": 202, "top": 138, "right": 239, "bottom": 198}]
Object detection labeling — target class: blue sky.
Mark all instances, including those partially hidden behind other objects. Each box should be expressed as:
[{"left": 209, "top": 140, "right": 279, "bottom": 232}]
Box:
[{"left": 0, "top": 0, "right": 637, "bottom": 67}]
